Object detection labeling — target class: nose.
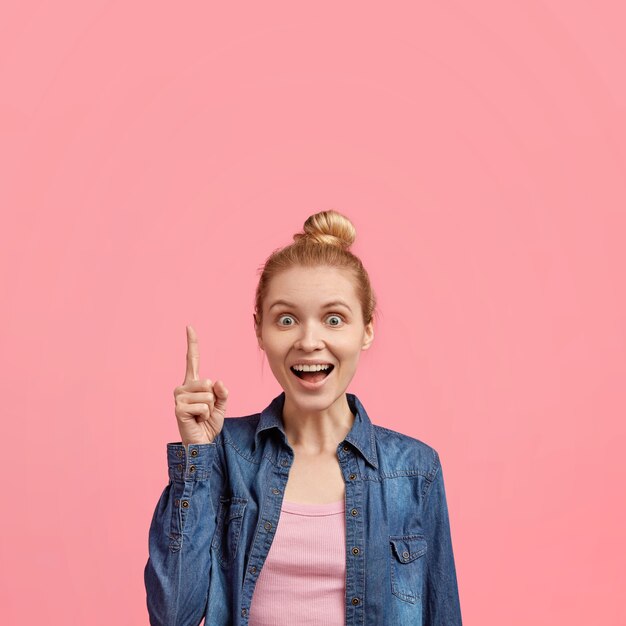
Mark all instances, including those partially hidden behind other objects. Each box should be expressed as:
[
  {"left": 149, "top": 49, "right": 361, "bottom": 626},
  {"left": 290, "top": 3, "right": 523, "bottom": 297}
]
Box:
[{"left": 294, "top": 323, "right": 325, "bottom": 351}]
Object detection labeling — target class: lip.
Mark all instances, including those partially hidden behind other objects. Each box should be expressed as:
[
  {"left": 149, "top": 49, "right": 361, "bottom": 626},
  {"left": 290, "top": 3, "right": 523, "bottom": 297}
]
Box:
[
  {"left": 289, "top": 365, "right": 335, "bottom": 390},
  {"left": 289, "top": 361, "right": 333, "bottom": 367}
]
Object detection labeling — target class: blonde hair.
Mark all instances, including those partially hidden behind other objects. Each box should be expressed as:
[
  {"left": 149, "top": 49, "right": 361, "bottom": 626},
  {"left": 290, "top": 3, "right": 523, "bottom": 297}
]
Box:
[{"left": 253, "top": 209, "right": 377, "bottom": 331}]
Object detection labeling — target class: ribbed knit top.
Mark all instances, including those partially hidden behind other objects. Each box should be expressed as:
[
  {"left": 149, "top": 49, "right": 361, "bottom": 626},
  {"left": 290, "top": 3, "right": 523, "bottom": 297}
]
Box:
[{"left": 248, "top": 498, "right": 346, "bottom": 626}]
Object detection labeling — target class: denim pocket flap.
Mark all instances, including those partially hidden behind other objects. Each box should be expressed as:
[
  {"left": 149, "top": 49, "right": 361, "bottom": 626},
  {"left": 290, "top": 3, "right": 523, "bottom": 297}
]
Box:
[
  {"left": 390, "top": 535, "right": 427, "bottom": 563},
  {"left": 225, "top": 497, "right": 247, "bottom": 522}
]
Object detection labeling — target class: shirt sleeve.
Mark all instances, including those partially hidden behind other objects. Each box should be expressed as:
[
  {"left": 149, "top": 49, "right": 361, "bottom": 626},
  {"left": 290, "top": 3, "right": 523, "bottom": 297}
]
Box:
[
  {"left": 144, "top": 441, "right": 221, "bottom": 626},
  {"left": 421, "top": 450, "right": 463, "bottom": 625}
]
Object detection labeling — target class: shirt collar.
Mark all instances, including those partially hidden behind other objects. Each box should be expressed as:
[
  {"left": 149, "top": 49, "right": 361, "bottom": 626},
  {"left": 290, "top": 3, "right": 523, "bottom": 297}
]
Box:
[{"left": 253, "top": 391, "right": 379, "bottom": 469}]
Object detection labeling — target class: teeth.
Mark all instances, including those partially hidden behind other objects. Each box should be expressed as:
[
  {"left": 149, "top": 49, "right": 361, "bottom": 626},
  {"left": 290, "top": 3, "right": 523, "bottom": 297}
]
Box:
[{"left": 291, "top": 363, "right": 332, "bottom": 372}]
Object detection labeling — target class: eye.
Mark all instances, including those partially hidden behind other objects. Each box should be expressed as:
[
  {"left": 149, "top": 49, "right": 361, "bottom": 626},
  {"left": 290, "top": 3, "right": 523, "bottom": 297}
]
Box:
[
  {"left": 276, "top": 313, "right": 345, "bottom": 327},
  {"left": 326, "top": 314, "right": 344, "bottom": 327},
  {"left": 277, "top": 314, "right": 295, "bottom": 326}
]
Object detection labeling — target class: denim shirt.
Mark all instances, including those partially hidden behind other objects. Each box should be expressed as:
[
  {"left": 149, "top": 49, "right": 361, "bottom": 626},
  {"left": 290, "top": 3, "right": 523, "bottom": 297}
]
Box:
[{"left": 144, "top": 391, "right": 463, "bottom": 625}]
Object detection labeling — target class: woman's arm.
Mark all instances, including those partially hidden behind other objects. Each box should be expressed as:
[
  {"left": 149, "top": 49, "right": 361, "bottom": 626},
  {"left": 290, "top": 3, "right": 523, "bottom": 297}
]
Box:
[
  {"left": 144, "top": 441, "right": 221, "bottom": 626},
  {"left": 421, "top": 450, "right": 463, "bottom": 625}
]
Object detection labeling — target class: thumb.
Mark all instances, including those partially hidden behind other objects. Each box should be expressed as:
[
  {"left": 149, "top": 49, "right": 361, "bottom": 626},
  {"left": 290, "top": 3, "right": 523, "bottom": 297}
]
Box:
[{"left": 213, "top": 380, "right": 229, "bottom": 412}]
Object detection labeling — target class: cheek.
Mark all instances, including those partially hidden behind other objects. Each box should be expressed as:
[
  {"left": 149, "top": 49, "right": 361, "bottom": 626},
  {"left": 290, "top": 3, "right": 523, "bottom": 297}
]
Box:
[
  {"left": 263, "top": 345, "right": 291, "bottom": 373},
  {"left": 264, "top": 348, "right": 283, "bottom": 366},
  {"left": 335, "top": 336, "right": 363, "bottom": 357},
  {"left": 260, "top": 330, "right": 288, "bottom": 352}
]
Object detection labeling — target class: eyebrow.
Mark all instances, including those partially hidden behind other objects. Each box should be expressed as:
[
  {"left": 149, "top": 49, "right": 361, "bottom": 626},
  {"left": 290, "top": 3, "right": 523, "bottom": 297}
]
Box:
[{"left": 268, "top": 299, "right": 352, "bottom": 312}]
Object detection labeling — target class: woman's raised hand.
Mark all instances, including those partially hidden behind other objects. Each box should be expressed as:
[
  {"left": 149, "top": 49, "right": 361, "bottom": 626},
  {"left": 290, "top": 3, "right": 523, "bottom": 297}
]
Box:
[{"left": 173, "top": 325, "right": 228, "bottom": 445}]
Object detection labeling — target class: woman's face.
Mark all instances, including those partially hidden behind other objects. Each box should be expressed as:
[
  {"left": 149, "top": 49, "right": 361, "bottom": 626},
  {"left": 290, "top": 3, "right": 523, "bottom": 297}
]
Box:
[{"left": 256, "top": 265, "right": 374, "bottom": 411}]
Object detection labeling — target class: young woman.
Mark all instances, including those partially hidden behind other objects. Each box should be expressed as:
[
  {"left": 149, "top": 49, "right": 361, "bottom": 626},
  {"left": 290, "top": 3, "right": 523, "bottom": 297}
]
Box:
[{"left": 144, "top": 210, "right": 463, "bottom": 625}]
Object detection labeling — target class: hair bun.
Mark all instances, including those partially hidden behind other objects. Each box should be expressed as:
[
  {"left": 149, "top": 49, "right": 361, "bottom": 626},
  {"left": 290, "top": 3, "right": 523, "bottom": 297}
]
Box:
[{"left": 293, "top": 209, "right": 356, "bottom": 250}]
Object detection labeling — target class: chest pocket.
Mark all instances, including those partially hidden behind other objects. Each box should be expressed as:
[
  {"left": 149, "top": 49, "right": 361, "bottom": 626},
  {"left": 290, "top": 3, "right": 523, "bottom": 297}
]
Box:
[
  {"left": 211, "top": 495, "right": 248, "bottom": 568},
  {"left": 389, "top": 534, "right": 428, "bottom": 604}
]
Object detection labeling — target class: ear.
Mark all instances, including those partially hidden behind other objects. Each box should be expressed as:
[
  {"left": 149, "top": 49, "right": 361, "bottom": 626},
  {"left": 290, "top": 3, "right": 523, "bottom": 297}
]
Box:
[
  {"left": 253, "top": 313, "right": 263, "bottom": 350},
  {"left": 361, "top": 320, "right": 374, "bottom": 351}
]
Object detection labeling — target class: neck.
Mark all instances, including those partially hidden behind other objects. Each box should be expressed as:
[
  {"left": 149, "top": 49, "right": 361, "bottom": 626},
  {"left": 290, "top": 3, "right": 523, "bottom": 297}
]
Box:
[{"left": 281, "top": 393, "right": 355, "bottom": 454}]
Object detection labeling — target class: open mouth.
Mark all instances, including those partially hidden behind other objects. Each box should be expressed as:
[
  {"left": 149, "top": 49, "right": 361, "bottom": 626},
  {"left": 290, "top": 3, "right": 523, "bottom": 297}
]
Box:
[{"left": 290, "top": 364, "right": 335, "bottom": 384}]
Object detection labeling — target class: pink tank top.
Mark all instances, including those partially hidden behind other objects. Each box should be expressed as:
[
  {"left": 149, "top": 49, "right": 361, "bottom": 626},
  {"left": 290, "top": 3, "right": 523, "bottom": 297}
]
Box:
[{"left": 248, "top": 498, "right": 346, "bottom": 626}]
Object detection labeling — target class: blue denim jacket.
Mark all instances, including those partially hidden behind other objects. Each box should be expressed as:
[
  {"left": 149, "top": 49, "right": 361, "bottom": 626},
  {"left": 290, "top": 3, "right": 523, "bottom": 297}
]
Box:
[{"left": 144, "top": 391, "right": 463, "bottom": 625}]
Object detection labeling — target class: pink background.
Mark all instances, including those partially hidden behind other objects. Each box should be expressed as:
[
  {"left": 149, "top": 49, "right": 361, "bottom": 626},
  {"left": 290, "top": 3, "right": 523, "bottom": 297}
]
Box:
[{"left": 1, "top": 2, "right": 625, "bottom": 625}]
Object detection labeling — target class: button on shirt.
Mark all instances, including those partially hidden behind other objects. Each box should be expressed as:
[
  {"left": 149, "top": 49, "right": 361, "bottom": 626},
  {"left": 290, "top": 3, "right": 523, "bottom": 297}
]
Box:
[{"left": 144, "top": 392, "right": 463, "bottom": 625}]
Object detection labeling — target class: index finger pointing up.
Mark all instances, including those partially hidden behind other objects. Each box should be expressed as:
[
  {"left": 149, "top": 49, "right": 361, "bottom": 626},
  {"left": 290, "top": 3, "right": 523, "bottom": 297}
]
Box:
[{"left": 185, "top": 325, "right": 200, "bottom": 384}]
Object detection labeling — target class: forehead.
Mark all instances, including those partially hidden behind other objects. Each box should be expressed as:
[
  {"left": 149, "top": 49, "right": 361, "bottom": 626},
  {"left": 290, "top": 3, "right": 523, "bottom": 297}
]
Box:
[{"left": 265, "top": 266, "right": 357, "bottom": 306}]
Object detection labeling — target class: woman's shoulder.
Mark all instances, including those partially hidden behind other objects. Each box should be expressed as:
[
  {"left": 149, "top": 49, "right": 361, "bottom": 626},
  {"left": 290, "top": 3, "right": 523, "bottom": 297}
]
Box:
[
  {"left": 214, "top": 412, "right": 261, "bottom": 444},
  {"left": 373, "top": 422, "right": 436, "bottom": 452},
  {"left": 373, "top": 423, "right": 441, "bottom": 476}
]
